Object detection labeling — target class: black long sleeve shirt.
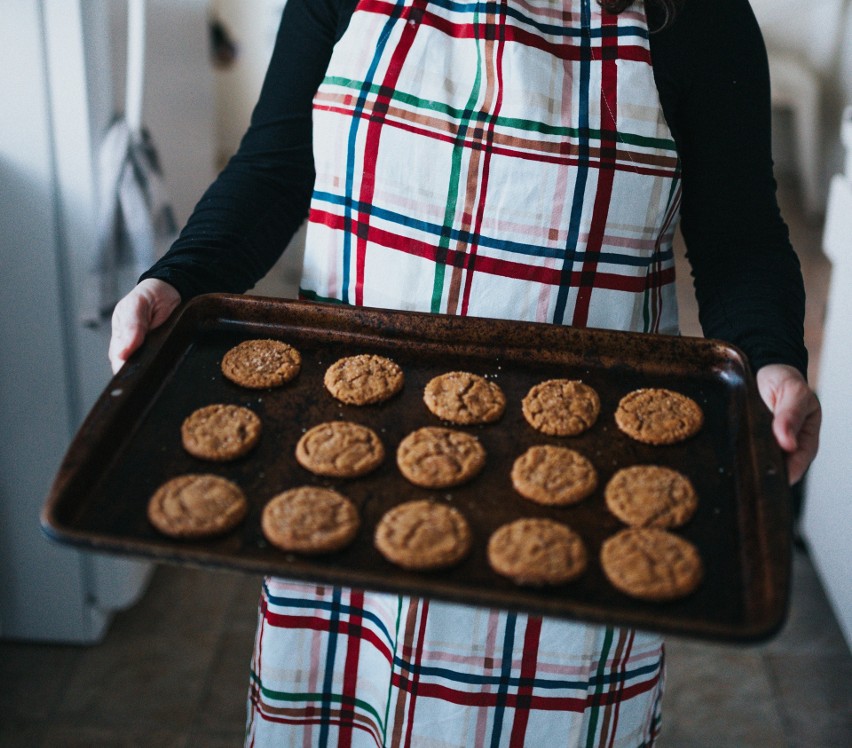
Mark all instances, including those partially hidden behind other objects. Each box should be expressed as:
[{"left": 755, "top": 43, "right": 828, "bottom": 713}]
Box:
[{"left": 142, "top": 0, "right": 808, "bottom": 376}]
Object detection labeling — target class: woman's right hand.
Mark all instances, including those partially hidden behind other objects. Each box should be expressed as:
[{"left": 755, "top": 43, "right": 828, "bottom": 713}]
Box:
[{"left": 108, "top": 278, "right": 182, "bottom": 373}]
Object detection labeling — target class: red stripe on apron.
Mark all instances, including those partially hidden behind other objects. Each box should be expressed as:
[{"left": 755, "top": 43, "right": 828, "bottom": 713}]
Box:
[
  {"left": 571, "top": 12, "right": 619, "bottom": 327},
  {"left": 508, "top": 615, "right": 544, "bottom": 744},
  {"left": 354, "top": 1, "right": 429, "bottom": 306}
]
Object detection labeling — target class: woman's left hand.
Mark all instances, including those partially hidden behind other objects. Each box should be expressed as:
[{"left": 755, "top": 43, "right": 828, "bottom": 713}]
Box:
[{"left": 756, "top": 364, "right": 821, "bottom": 485}]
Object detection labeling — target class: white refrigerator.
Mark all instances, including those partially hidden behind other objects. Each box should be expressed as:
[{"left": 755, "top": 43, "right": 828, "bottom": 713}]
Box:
[{"left": 0, "top": 0, "right": 214, "bottom": 642}]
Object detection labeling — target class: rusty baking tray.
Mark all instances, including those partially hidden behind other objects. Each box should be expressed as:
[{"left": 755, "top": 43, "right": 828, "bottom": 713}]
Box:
[{"left": 42, "top": 293, "right": 792, "bottom": 642}]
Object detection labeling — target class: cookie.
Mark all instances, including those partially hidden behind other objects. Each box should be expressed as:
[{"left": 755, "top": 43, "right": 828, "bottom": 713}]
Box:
[
  {"left": 511, "top": 445, "right": 598, "bottom": 506},
  {"left": 181, "top": 404, "right": 262, "bottom": 461},
  {"left": 396, "top": 426, "right": 486, "bottom": 488},
  {"left": 374, "top": 499, "right": 471, "bottom": 570},
  {"left": 605, "top": 465, "right": 698, "bottom": 528},
  {"left": 324, "top": 354, "right": 404, "bottom": 405},
  {"left": 614, "top": 388, "right": 704, "bottom": 445},
  {"left": 522, "top": 379, "right": 600, "bottom": 436},
  {"left": 487, "top": 518, "right": 588, "bottom": 586},
  {"left": 600, "top": 527, "right": 703, "bottom": 601},
  {"left": 221, "top": 339, "right": 301, "bottom": 389},
  {"left": 295, "top": 421, "right": 385, "bottom": 478},
  {"left": 261, "top": 486, "right": 360, "bottom": 554},
  {"left": 423, "top": 371, "right": 506, "bottom": 425},
  {"left": 147, "top": 473, "right": 248, "bottom": 538}
]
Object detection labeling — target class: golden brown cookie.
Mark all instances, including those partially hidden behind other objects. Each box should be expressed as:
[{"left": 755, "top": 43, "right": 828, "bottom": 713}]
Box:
[
  {"left": 374, "top": 500, "right": 471, "bottom": 570},
  {"left": 605, "top": 465, "right": 698, "bottom": 528},
  {"left": 295, "top": 421, "right": 385, "bottom": 478},
  {"left": 487, "top": 518, "right": 588, "bottom": 586},
  {"left": 600, "top": 527, "right": 703, "bottom": 601},
  {"left": 181, "top": 404, "right": 262, "bottom": 461},
  {"left": 396, "top": 426, "right": 486, "bottom": 488},
  {"left": 423, "top": 371, "right": 506, "bottom": 425},
  {"left": 147, "top": 474, "right": 248, "bottom": 539},
  {"left": 521, "top": 379, "right": 600, "bottom": 436},
  {"left": 221, "top": 339, "right": 301, "bottom": 389},
  {"left": 614, "top": 388, "right": 704, "bottom": 445},
  {"left": 511, "top": 445, "right": 598, "bottom": 506},
  {"left": 261, "top": 486, "right": 360, "bottom": 554},
  {"left": 324, "top": 353, "right": 404, "bottom": 405}
]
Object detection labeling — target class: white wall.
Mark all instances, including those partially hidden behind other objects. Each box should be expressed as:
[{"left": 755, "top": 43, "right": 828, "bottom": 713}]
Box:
[
  {"left": 802, "top": 112, "right": 852, "bottom": 651},
  {"left": 208, "top": 0, "right": 305, "bottom": 298},
  {"left": 108, "top": 0, "right": 216, "bottom": 227},
  {"left": 211, "top": 0, "right": 287, "bottom": 165},
  {"left": 110, "top": 0, "right": 302, "bottom": 297},
  {"left": 752, "top": 0, "right": 852, "bottom": 207},
  {"left": 750, "top": 0, "right": 852, "bottom": 650}
]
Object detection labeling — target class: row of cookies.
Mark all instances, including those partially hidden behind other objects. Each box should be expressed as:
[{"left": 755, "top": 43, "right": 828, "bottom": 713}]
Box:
[
  {"left": 220, "top": 338, "right": 706, "bottom": 444},
  {"left": 420, "top": 367, "right": 705, "bottom": 446},
  {"left": 178, "top": 401, "right": 699, "bottom": 530},
  {"left": 147, "top": 471, "right": 701, "bottom": 602}
]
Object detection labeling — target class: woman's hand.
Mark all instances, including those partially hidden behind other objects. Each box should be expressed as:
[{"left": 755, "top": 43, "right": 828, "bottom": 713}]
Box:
[
  {"left": 108, "top": 278, "right": 181, "bottom": 373},
  {"left": 756, "top": 363, "right": 821, "bottom": 485}
]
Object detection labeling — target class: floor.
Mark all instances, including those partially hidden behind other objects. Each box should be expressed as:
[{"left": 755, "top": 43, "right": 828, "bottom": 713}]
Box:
[{"left": 2, "top": 176, "right": 849, "bottom": 747}]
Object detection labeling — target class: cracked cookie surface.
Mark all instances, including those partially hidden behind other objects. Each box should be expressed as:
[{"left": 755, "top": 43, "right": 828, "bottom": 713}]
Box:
[
  {"left": 522, "top": 379, "right": 600, "bottom": 436},
  {"left": 396, "top": 426, "right": 486, "bottom": 488},
  {"left": 423, "top": 371, "right": 506, "bottom": 425},
  {"left": 605, "top": 465, "right": 698, "bottom": 528},
  {"left": 221, "top": 339, "right": 301, "bottom": 389},
  {"left": 147, "top": 474, "right": 248, "bottom": 538},
  {"left": 511, "top": 445, "right": 598, "bottom": 505},
  {"left": 488, "top": 518, "right": 588, "bottom": 586},
  {"left": 295, "top": 421, "right": 385, "bottom": 478},
  {"left": 262, "top": 486, "right": 360, "bottom": 554},
  {"left": 181, "top": 404, "right": 262, "bottom": 461},
  {"left": 614, "top": 388, "right": 703, "bottom": 445},
  {"left": 324, "top": 354, "right": 404, "bottom": 405},
  {"left": 374, "top": 499, "right": 471, "bottom": 570},
  {"left": 601, "top": 527, "right": 703, "bottom": 601}
]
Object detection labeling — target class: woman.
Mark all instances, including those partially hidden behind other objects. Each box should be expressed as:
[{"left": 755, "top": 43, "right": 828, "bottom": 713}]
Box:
[{"left": 110, "top": 0, "right": 820, "bottom": 744}]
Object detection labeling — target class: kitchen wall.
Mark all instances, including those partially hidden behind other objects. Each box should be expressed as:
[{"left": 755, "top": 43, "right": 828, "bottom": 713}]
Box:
[
  {"left": 750, "top": 0, "right": 852, "bottom": 650},
  {"left": 210, "top": 0, "right": 287, "bottom": 167},
  {"left": 206, "top": 0, "right": 305, "bottom": 297},
  {"left": 751, "top": 0, "right": 852, "bottom": 207},
  {"left": 108, "top": 0, "right": 302, "bottom": 297},
  {"left": 107, "top": 0, "right": 216, "bottom": 228}
]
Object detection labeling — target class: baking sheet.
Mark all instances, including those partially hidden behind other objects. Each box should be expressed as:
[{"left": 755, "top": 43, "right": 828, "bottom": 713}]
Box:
[{"left": 42, "top": 294, "right": 793, "bottom": 641}]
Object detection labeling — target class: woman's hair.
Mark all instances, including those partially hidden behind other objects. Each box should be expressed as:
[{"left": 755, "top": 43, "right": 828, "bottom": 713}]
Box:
[{"left": 599, "top": 0, "right": 684, "bottom": 30}]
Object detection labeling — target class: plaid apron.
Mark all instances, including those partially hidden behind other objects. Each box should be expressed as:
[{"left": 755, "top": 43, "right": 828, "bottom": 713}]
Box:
[{"left": 248, "top": 1, "right": 680, "bottom": 745}]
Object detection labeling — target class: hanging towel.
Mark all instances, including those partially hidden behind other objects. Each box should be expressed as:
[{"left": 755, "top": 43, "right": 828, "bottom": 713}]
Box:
[
  {"left": 82, "top": 118, "right": 176, "bottom": 326},
  {"left": 81, "top": 0, "right": 177, "bottom": 326}
]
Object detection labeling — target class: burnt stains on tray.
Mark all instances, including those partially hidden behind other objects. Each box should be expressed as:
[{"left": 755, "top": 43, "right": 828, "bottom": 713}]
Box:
[{"left": 42, "top": 294, "right": 792, "bottom": 642}]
